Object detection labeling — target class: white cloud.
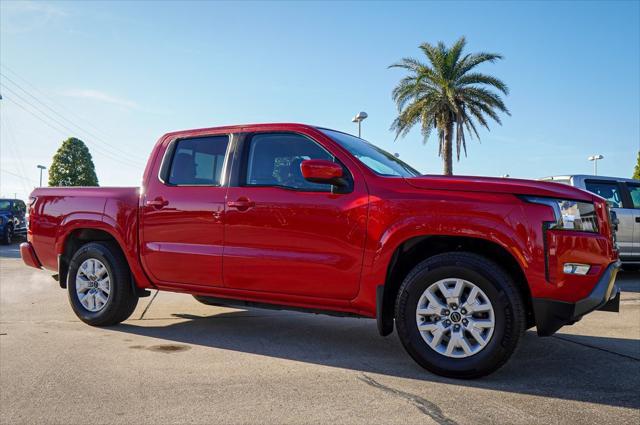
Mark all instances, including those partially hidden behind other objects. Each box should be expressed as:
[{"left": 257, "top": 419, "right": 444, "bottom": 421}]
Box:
[
  {"left": 1, "top": 1, "right": 67, "bottom": 34},
  {"left": 61, "top": 89, "right": 139, "bottom": 109}
]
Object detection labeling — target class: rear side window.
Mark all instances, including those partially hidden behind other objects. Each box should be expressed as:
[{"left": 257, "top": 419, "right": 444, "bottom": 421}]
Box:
[
  {"left": 168, "top": 136, "right": 229, "bottom": 185},
  {"left": 584, "top": 180, "right": 623, "bottom": 208},
  {"left": 245, "top": 133, "right": 334, "bottom": 191},
  {"left": 628, "top": 184, "right": 640, "bottom": 209}
]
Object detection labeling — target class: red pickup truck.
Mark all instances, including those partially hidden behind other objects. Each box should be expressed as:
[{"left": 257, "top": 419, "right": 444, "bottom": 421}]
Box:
[{"left": 21, "top": 123, "right": 620, "bottom": 378}]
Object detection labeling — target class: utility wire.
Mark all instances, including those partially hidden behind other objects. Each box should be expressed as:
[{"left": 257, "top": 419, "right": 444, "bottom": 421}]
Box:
[
  {"left": 0, "top": 83, "right": 143, "bottom": 166},
  {"left": 1, "top": 85, "right": 143, "bottom": 168},
  {"left": 0, "top": 70, "right": 147, "bottom": 162},
  {"left": 2, "top": 95, "right": 142, "bottom": 169},
  {"left": 1, "top": 169, "right": 35, "bottom": 182},
  {"left": 1, "top": 109, "right": 33, "bottom": 192},
  {"left": 1, "top": 64, "right": 116, "bottom": 141},
  {"left": 0, "top": 64, "right": 146, "bottom": 158}
]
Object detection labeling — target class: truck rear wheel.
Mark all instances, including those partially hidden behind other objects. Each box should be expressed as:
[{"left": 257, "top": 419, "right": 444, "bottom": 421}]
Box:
[
  {"left": 67, "top": 242, "right": 138, "bottom": 326},
  {"left": 395, "top": 252, "right": 525, "bottom": 379}
]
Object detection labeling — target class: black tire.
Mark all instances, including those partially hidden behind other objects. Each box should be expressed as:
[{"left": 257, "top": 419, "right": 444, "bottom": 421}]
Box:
[
  {"left": 67, "top": 242, "right": 138, "bottom": 326},
  {"left": 193, "top": 295, "right": 225, "bottom": 306},
  {"left": 395, "top": 252, "right": 526, "bottom": 379},
  {"left": 2, "top": 224, "right": 13, "bottom": 245}
]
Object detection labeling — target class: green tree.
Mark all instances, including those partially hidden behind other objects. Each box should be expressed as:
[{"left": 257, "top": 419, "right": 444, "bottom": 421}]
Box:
[
  {"left": 633, "top": 151, "right": 640, "bottom": 180},
  {"left": 48, "top": 137, "right": 99, "bottom": 186},
  {"left": 390, "top": 36, "right": 510, "bottom": 175}
]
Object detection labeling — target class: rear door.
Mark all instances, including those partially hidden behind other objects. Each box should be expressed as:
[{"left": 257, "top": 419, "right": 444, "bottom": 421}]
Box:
[
  {"left": 584, "top": 179, "right": 634, "bottom": 259},
  {"left": 140, "top": 135, "right": 230, "bottom": 286}
]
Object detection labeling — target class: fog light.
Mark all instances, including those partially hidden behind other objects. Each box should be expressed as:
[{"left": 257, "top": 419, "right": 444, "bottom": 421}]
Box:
[{"left": 563, "top": 263, "right": 591, "bottom": 275}]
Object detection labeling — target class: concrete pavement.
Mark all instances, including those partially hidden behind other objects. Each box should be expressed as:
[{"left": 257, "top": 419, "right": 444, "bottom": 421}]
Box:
[{"left": 1, "top": 240, "right": 639, "bottom": 424}]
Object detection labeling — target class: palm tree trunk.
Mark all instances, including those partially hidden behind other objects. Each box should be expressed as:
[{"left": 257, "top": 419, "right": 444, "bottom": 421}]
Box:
[{"left": 442, "top": 122, "right": 454, "bottom": 175}]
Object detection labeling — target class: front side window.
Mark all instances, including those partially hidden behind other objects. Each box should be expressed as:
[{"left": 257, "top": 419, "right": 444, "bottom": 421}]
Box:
[
  {"left": 585, "top": 180, "right": 623, "bottom": 208},
  {"left": 0, "top": 201, "right": 11, "bottom": 211},
  {"left": 245, "top": 133, "right": 334, "bottom": 191},
  {"left": 168, "top": 136, "right": 229, "bottom": 185},
  {"left": 13, "top": 201, "right": 25, "bottom": 214},
  {"left": 319, "top": 128, "right": 420, "bottom": 177},
  {"left": 627, "top": 184, "right": 640, "bottom": 209}
]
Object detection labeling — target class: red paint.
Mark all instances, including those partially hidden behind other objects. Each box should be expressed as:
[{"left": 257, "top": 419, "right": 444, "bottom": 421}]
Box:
[
  {"left": 19, "top": 242, "right": 41, "bottom": 268},
  {"left": 21, "top": 123, "right": 618, "bottom": 319}
]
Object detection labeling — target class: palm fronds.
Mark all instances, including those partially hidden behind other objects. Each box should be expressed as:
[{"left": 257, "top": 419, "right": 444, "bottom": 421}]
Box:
[{"left": 390, "top": 36, "right": 509, "bottom": 174}]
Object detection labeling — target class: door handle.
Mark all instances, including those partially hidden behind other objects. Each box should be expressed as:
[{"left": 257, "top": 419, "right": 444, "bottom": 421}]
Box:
[
  {"left": 227, "top": 198, "right": 255, "bottom": 211},
  {"left": 636, "top": 217, "right": 640, "bottom": 223},
  {"left": 146, "top": 197, "right": 168, "bottom": 209}
]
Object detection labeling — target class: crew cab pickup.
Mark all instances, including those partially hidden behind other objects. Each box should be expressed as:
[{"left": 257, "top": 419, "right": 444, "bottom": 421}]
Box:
[{"left": 20, "top": 123, "right": 620, "bottom": 378}]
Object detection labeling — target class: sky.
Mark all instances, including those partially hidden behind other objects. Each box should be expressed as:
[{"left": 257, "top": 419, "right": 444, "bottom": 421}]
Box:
[{"left": 1, "top": 0, "right": 639, "bottom": 200}]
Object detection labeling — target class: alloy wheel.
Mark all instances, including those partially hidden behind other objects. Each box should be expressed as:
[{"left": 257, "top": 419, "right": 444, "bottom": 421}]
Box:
[
  {"left": 415, "top": 278, "right": 495, "bottom": 358},
  {"left": 75, "top": 258, "right": 111, "bottom": 312}
]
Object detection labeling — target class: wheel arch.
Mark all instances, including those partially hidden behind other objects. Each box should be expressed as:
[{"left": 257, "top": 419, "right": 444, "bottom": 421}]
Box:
[
  {"left": 58, "top": 228, "right": 121, "bottom": 289},
  {"left": 58, "top": 227, "right": 150, "bottom": 297},
  {"left": 377, "top": 234, "right": 534, "bottom": 336}
]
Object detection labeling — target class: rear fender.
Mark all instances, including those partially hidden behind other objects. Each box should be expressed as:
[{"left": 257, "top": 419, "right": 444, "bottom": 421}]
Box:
[{"left": 57, "top": 216, "right": 153, "bottom": 292}]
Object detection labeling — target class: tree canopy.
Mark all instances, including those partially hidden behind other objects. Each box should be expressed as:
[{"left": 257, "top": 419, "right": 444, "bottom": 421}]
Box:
[
  {"left": 48, "top": 137, "right": 99, "bottom": 186},
  {"left": 633, "top": 152, "right": 640, "bottom": 180},
  {"left": 390, "top": 36, "right": 509, "bottom": 175}
]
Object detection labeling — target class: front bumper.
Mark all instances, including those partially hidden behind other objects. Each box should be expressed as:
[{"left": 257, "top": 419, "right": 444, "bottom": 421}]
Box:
[{"left": 532, "top": 260, "right": 621, "bottom": 336}]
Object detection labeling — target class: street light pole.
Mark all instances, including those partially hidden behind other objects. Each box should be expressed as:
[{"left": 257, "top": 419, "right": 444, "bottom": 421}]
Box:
[
  {"left": 588, "top": 155, "right": 604, "bottom": 176},
  {"left": 37, "top": 165, "right": 46, "bottom": 187},
  {"left": 351, "top": 111, "right": 368, "bottom": 138}
]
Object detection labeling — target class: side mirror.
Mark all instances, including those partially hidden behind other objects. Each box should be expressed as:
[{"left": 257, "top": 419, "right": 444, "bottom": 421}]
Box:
[{"left": 300, "top": 159, "right": 346, "bottom": 187}]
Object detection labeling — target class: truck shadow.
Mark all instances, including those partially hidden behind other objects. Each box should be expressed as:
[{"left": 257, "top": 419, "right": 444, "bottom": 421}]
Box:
[{"left": 113, "top": 309, "right": 639, "bottom": 410}]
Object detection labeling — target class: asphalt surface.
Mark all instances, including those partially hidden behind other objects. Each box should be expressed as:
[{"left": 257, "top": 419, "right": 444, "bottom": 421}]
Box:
[{"left": 1, "top": 239, "right": 639, "bottom": 425}]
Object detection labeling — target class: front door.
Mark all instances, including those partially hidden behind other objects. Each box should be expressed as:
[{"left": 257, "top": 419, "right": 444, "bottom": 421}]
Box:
[
  {"left": 625, "top": 182, "right": 640, "bottom": 259},
  {"left": 140, "top": 135, "right": 230, "bottom": 286},
  {"left": 584, "top": 179, "right": 634, "bottom": 260},
  {"left": 223, "top": 131, "right": 368, "bottom": 300}
]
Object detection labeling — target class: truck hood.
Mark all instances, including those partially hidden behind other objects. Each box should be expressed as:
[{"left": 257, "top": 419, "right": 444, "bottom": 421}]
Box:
[{"left": 404, "top": 175, "right": 594, "bottom": 201}]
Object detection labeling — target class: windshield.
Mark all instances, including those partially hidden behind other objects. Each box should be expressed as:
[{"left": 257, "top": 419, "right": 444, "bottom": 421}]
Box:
[
  {"left": 319, "top": 129, "right": 420, "bottom": 177},
  {"left": 0, "top": 201, "right": 11, "bottom": 211}
]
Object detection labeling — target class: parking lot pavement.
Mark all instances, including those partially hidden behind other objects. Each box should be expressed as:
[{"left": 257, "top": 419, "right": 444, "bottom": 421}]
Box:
[{"left": 1, "top": 242, "right": 639, "bottom": 425}]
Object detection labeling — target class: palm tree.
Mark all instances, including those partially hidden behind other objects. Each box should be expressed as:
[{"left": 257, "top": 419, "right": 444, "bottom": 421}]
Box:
[{"left": 390, "top": 37, "right": 510, "bottom": 175}]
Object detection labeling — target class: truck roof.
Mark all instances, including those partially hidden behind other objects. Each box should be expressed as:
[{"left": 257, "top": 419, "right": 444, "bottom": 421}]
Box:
[
  {"left": 161, "top": 123, "right": 326, "bottom": 140},
  {"left": 541, "top": 174, "right": 639, "bottom": 183}
]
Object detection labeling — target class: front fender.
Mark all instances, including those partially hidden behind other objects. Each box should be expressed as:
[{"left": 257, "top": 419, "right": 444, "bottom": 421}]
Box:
[
  {"left": 351, "top": 199, "right": 538, "bottom": 316},
  {"left": 373, "top": 211, "right": 531, "bottom": 274}
]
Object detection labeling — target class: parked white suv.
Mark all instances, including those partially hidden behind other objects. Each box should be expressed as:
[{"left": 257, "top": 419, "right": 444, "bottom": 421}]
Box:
[{"left": 541, "top": 175, "right": 639, "bottom": 264}]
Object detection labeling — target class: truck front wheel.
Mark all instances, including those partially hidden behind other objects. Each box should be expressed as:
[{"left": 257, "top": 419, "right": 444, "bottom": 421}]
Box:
[
  {"left": 67, "top": 242, "right": 138, "bottom": 326},
  {"left": 395, "top": 252, "right": 526, "bottom": 379},
  {"left": 2, "top": 224, "right": 13, "bottom": 244}
]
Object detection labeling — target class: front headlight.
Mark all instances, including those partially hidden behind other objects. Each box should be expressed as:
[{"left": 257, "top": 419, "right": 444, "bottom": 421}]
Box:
[{"left": 523, "top": 197, "right": 598, "bottom": 232}]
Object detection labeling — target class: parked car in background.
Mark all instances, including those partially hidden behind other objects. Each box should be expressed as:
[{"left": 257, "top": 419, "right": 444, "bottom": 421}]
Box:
[
  {"left": 0, "top": 198, "right": 28, "bottom": 244},
  {"left": 540, "top": 175, "right": 639, "bottom": 264},
  {"left": 20, "top": 124, "right": 620, "bottom": 378}
]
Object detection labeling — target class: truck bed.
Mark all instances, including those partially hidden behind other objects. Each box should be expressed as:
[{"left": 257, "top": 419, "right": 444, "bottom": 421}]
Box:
[{"left": 28, "top": 187, "right": 140, "bottom": 272}]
